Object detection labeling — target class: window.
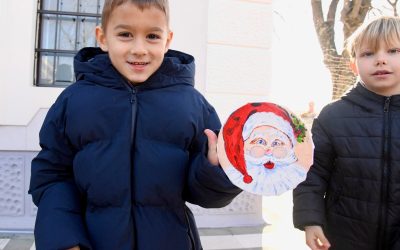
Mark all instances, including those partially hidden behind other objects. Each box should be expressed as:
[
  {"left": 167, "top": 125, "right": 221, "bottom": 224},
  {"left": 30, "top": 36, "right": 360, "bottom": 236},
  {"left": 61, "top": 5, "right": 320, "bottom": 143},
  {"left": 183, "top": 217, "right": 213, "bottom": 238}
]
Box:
[{"left": 35, "top": 0, "right": 104, "bottom": 87}]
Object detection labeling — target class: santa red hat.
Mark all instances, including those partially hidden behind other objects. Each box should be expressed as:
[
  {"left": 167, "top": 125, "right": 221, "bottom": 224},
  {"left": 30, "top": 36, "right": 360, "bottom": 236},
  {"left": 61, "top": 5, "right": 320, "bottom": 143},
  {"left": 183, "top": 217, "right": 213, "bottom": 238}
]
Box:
[{"left": 222, "top": 102, "right": 303, "bottom": 184}]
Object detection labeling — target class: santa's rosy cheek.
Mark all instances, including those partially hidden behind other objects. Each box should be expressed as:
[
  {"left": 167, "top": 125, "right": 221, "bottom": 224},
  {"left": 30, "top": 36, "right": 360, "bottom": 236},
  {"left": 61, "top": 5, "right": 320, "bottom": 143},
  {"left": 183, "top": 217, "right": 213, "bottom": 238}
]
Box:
[
  {"left": 273, "top": 147, "right": 289, "bottom": 159},
  {"left": 249, "top": 146, "right": 265, "bottom": 158}
]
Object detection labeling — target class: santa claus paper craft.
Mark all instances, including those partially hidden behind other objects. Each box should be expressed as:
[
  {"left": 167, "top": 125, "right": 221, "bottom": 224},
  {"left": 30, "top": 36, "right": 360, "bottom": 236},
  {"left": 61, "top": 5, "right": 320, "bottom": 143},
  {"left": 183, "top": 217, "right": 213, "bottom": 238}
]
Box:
[{"left": 217, "top": 102, "right": 313, "bottom": 196}]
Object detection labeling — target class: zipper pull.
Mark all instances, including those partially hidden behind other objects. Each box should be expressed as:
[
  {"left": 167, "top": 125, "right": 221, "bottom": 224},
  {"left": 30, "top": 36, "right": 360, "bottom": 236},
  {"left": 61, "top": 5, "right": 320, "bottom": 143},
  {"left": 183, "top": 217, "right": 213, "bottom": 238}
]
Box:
[
  {"left": 130, "top": 92, "right": 136, "bottom": 104},
  {"left": 384, "top": 97, "right": 391, "bottom": 112}
]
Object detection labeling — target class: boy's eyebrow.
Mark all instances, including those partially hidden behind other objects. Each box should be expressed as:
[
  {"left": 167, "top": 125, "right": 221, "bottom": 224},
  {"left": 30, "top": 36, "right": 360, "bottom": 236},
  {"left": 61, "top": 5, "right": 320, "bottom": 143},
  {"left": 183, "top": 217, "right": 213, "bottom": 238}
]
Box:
[{"left": 113, "top": 24, "right": 165, "bottom": 32}]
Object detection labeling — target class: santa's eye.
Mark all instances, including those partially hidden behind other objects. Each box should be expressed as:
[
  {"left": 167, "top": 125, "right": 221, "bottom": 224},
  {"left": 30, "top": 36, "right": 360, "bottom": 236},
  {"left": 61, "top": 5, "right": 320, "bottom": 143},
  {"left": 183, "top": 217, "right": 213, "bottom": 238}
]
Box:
[
  {"left": 250, "top": 138, "right": 267, "bottom": 146},
  {"left": 271, "top": 139, "right": 284, "bottom": 147}
]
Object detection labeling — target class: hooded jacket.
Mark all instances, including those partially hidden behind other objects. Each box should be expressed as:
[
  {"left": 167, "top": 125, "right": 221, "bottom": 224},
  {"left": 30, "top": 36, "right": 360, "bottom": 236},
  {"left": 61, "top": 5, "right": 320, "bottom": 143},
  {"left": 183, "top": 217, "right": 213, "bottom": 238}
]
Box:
[
  {"left": 293, "top": 83, "right": 400, "bottom": 250},
  {"left": 29, "top": 47, "right": 241, "bottom": 250}
]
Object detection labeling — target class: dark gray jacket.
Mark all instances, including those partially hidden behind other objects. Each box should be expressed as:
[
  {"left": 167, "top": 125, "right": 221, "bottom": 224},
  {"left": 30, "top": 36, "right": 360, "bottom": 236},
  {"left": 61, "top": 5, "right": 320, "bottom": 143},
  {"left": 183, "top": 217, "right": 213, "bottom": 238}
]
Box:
[{"left": 293, "top": 83, "right": 400, "bottom": 250}]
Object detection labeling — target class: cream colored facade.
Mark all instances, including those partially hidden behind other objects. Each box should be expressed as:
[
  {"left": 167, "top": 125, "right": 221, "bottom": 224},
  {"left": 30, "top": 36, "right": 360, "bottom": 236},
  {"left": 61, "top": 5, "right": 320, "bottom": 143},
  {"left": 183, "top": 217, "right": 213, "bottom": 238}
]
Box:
[{"left": 0, "top": 0, "right": 272, "bottom": 232}]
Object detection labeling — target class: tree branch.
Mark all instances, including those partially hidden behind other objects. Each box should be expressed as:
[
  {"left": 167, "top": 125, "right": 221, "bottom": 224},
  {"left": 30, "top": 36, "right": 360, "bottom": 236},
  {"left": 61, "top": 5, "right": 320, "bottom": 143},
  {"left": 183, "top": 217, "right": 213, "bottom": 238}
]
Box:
[
  {"left": 311, "top": 0, "right": 338, "bottom": 56},
  {"left": 350, "top": 0, "right": 363, "bottom": 18},
  {"left": 341, "top": 0, "right": 372, "bottom": 40},
  {"left": 327, "top": 0, "right": 339, "bottom": 22},
  {"left": 386, "top": 0, "right": 399, "bottom": 16}
]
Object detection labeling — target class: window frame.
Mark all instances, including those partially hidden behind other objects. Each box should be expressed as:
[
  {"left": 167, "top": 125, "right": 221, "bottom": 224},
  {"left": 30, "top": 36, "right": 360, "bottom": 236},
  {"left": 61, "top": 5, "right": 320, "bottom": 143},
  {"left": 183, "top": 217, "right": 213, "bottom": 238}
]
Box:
[{"left": 34, "top": 0, "right": 103, "bottom": 87}]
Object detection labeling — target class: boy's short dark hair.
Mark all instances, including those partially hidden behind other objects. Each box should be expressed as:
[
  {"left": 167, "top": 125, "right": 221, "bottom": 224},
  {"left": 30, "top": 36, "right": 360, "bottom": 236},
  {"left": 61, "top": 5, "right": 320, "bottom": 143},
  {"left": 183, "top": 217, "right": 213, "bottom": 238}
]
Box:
[{"left": 101, "top": 0, "right": 170, "bottom": 31}]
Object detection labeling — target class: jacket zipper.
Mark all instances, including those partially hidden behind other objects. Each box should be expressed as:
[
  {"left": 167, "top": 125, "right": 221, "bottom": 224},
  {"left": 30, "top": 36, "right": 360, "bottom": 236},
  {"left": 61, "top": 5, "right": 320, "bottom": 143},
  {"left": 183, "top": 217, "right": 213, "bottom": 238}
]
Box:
[
  {"left": 378, "top": 96, "right": 391, "bottom": 250},
  {"left": 122, "top": 81, "right": 138, "bottom": 143},
  {"left": 123, "top": 81, "right": 138, "bottom": 247}
]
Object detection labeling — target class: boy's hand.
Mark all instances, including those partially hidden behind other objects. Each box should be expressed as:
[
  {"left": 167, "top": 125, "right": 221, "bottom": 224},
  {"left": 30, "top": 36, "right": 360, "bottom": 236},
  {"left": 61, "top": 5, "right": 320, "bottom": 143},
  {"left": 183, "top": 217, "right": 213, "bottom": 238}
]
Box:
[
  {"left": 204, "top": 129, "right": 219, "bottom": 166},
  {"left": 66, "top": 247, "right": 80, "bottom": 250},
  {"left": 305, "top": 225, "right": 331, "bottom": 250}
]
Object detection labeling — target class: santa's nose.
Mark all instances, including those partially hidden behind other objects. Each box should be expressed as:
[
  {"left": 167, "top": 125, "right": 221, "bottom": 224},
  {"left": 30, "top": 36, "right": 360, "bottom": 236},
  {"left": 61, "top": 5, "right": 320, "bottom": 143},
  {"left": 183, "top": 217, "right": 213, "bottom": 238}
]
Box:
[{"left": 265, "top": 148, "right": 273, "bottom": 155}]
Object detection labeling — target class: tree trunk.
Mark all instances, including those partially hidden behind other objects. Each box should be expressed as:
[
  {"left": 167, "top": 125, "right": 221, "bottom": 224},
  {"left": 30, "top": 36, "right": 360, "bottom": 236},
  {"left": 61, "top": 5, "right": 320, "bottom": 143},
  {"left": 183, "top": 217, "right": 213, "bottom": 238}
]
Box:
[
  {"left": 324, "top": 51, "right": 357, "bottom": 98},
  {"left": 311, "top": 0, "right": 371, "bottom": 100}
]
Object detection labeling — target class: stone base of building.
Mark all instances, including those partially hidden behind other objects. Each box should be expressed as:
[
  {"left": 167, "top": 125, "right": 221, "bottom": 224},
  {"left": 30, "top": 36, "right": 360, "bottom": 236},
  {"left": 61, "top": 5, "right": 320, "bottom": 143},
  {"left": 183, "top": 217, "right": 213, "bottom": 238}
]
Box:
[{"left": 0, "top": 151, "right": 264, "bottom": 232}]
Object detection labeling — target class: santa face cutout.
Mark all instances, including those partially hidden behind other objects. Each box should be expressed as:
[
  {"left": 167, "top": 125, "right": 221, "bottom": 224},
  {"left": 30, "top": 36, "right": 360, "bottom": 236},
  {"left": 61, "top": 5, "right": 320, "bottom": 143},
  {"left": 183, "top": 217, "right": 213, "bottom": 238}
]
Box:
[
  {"left": 217, "top": 102, "right": 313, "bottom": 196},
  {"left": 244, "top": 125, "right": 295, "bottom": 169}
]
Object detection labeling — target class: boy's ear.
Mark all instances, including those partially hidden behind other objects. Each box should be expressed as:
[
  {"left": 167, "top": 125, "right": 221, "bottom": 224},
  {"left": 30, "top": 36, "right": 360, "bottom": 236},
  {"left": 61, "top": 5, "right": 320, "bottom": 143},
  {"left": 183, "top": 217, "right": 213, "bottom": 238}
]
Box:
[
  {"left": 96, "top": 26, "right": 108, "bottom": 52},
  {"left": 349, "top": 59, "right": 358, "bottom": 75},
  {"left": 164, "top": 31, "right": 174, "bottom": 53}
]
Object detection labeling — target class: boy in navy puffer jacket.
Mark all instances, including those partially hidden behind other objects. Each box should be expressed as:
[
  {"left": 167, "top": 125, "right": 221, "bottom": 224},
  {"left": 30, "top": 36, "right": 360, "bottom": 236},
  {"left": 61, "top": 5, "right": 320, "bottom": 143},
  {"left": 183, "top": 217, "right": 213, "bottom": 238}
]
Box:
[{"left": 29, "top": 1, "right": 241, "bottom": 249}]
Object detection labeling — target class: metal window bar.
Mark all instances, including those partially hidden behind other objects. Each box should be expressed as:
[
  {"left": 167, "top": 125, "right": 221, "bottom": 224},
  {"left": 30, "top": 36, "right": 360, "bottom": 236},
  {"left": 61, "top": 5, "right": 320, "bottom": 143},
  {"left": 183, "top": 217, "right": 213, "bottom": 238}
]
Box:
[
  {"left": 53, "top": 0, "right": 60, "bottom": 86},
  {"left": 75, "top": 0, "right": 80, "bottom": 51}
]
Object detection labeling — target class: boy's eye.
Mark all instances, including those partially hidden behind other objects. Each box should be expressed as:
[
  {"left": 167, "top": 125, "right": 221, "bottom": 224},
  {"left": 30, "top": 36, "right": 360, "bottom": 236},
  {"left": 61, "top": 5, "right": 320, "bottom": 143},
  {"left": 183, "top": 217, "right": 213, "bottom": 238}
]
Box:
[
  {"left": 388, "top": 48, "right": 400, "bottom": 54},
  {"left": 118, "top": 32, "right": 132, "bottom": 38},
  {"left": 147, "top": 33, "right": 161, "bottom": 40},
  {"left": 360, "top": 51, "right": 373, "bottom": 57}
]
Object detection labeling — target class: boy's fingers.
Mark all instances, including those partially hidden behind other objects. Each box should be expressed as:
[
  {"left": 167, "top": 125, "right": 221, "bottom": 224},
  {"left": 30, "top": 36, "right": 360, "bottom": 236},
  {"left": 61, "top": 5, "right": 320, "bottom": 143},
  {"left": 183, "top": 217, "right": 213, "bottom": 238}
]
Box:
[
  {"left": 305, "top": 234, "right": 318, "bottom": 250},
  {"left": 204, "top": 129, "right": 218, "bottom": 146},
  {"left": 317, "top": 234, "right": 331, "bottom": 249},
  {"left": 305, "top": 226, "right": 330, "bottom": 250},
  {"left": 306, "top": 238, "right": 326, "bottom": 250},
  {"left": 204, "top": 129, "right": 218, "bottom": 166}
]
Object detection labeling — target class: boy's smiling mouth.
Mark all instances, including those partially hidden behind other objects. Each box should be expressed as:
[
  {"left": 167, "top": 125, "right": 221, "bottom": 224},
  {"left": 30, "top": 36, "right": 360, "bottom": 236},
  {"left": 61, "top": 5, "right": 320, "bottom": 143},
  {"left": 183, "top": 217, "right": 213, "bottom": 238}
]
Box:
[
  {"left": 127, "top": 61, "right": 150, "bottom": 70},
  {"left": 128, "top": 61, "right": 150, "bottom": 65}
]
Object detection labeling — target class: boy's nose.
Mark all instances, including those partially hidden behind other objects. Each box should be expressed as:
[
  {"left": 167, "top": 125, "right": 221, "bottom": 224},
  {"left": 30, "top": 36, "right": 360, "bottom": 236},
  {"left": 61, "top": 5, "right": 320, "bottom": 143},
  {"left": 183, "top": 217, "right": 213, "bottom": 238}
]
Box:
[
  {"left": 376, "top": 58, "right": 387, "bottom": 66},
  {"left": 375, "top": 53, "right": 387, "bottom": 65},
  {"left": 130, "top": 40, "right": 147, "bottom": 56}
]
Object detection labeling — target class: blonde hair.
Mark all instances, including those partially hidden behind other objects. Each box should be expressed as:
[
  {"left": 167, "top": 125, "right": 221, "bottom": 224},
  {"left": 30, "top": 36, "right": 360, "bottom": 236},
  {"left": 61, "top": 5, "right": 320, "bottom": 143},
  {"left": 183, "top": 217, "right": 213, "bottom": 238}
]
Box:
[
  {"left": 101, "top": 0, "right": 169, "bottom": 32},
  {"left": 346, "top": 16, "right": 400, "bottom": 58}
]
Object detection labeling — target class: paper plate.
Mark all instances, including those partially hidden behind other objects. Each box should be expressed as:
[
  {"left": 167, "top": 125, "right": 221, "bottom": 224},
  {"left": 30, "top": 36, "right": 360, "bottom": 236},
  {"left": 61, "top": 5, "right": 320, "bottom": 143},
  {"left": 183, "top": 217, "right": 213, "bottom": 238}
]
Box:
[{"left": 217, "top": 102, "right": 313, "bottom": 196}]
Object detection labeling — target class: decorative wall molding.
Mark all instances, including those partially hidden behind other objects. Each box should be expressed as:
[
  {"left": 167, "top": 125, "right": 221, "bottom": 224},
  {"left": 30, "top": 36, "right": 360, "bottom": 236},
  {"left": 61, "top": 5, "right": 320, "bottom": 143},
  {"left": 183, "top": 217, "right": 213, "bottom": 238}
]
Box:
[
  {"left": 0, "top": 152, "right": 36, "bottom": 232},
  {"left": 0, "top": 151, "right": 263, "bottom": 232}
]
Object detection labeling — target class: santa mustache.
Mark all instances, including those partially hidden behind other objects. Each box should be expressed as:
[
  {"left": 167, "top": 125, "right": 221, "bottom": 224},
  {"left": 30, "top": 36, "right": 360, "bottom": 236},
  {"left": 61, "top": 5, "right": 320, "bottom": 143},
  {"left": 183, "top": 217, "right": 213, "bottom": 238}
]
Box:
[{"left": 244, "top": 150, "right": 298, "bottom": 168}]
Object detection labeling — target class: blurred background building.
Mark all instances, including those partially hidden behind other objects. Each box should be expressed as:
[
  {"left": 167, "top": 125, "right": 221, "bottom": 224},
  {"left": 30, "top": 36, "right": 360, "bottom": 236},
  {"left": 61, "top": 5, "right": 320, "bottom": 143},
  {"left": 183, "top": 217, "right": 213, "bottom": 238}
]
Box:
[{"left": 0, "top": 0, "right": 273, "bottom": 232}]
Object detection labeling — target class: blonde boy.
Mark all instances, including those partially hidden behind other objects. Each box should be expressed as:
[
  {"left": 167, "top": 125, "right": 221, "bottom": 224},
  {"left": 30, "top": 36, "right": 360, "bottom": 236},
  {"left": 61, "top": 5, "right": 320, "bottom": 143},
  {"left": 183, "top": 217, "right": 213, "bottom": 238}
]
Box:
[{"left": 293, "top": 16, "right": 400, "bottom": 250}]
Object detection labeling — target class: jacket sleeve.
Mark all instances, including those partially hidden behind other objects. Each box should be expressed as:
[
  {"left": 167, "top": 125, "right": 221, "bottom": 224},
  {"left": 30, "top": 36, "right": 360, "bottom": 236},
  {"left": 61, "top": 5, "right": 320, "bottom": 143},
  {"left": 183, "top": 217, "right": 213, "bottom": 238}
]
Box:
[
  {"left": 29, "top": 94, "right": 92, "bottom": 250},
  {"left": 184, "top": 104, "right": 242, "bottom": 208},
  {"left": 292, "top": 110, "right": 336, "bottom": 231}
]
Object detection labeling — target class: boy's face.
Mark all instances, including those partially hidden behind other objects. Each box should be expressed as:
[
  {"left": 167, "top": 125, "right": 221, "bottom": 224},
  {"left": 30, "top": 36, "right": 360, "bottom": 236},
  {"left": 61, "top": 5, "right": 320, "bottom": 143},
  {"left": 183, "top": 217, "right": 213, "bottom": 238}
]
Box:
[
  {"left": 353, "top": 41, "right": 400, "bottom": 96},
  {"left": 96, "top": 2, "right": 173, "bottom": 84}
]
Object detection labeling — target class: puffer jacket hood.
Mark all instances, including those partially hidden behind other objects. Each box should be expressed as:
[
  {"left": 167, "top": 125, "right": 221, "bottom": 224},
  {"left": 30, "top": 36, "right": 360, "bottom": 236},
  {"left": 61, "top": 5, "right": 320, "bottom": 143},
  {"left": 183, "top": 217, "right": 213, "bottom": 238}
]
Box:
[{"left": 74, "top": 47, "right": 195, "bottom": 90}]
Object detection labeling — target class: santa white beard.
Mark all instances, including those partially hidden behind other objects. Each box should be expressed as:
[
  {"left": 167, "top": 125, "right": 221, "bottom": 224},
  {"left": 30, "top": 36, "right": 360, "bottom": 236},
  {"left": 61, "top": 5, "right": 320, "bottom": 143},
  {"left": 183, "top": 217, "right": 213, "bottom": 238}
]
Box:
[{"left": 225, "top": 151, "right": 307, "bottom": 196}]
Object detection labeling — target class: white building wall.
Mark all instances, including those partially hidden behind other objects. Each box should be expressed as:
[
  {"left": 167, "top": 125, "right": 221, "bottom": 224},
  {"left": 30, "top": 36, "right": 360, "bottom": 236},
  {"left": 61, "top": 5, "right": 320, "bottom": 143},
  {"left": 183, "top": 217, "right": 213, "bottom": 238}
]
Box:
[
  {"left": 191, "top": 0, "right": 273, "bottom": 227},
  {"left": 206, "top": 0, "right": 273, "bottom": 121},
  {"left": 0, "top": 1, "right": 63, "bottom": 127},
  {"left": 0, "top": 0, "right": 272, "bottom": 231}
]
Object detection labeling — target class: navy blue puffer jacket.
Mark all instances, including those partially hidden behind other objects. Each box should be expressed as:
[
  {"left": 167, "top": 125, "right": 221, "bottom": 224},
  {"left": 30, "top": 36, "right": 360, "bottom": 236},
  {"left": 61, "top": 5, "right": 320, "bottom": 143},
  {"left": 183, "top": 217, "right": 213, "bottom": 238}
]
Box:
[{"left": 29, "top": 47, "right": 241, "bottom": 250}]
